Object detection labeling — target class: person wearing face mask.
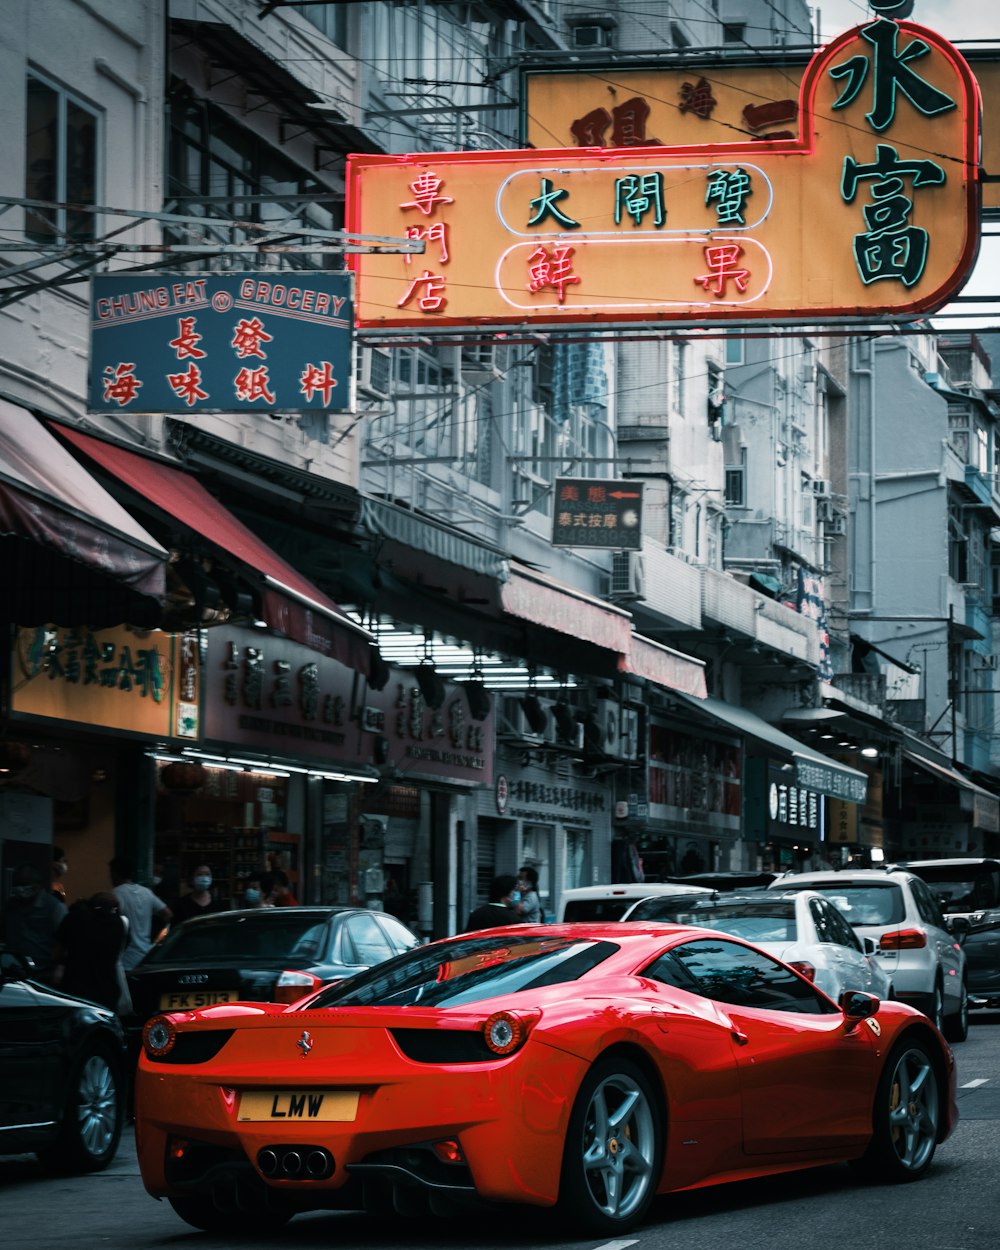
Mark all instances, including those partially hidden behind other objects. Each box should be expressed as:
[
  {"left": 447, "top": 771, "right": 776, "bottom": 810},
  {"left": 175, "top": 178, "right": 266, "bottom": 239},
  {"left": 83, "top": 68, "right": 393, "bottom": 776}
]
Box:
[
  {"left": 170, "top": 864, "right": 225, "bottom": 923},
  {"left": 240, "top": 876, "right": 272, "bottom": 909},
  {"left": 2, "top": 864, "right": 66, "bottom": 983},
  {"left": 50, "top": 845, "right": 69, "bottom": 902}
]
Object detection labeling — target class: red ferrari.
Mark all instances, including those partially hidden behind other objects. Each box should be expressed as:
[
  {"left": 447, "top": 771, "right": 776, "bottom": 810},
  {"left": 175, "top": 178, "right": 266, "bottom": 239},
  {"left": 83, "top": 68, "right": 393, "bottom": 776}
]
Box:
[{"left": 135, "top": 923, "right": 958, "bottom": 1236}]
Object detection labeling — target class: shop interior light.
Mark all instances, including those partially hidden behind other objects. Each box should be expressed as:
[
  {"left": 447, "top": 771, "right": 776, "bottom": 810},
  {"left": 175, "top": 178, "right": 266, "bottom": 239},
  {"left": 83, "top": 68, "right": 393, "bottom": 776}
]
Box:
[{"left": 861, "top": 746, "right": 880, "bottom": 758}]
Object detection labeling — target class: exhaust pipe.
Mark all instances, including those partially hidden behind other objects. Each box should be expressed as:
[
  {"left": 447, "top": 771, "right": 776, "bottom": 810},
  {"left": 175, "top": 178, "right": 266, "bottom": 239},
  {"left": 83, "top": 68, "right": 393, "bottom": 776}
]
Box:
[
  {"left": 257, "top": 1149, "right": 278, "bottom": 1177},
  {"left": 257, "top": 1145, "right": 333, "bottom": 1179},
  {"left": 306, "top": 1150, "right": 331, "bottom": 1178}
]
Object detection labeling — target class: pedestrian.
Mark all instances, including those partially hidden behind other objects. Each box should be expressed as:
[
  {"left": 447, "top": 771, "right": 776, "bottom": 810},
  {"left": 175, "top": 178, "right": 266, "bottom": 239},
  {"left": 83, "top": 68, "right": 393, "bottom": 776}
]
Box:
[
  {"left": 50, "top": 845, "right": 70, "bottom": 902},
  {"left": 110, "top": 856, "right": 172, "bottom": 970},
  {"left": 515, "top": 865, "right": 543, "bottom": 923},
  {"left": 1, "top": 864, "right": 66, "bottom": 983},
  {"left": 264, "top": 869, "right": 299, "bottom": 907},
  {"left": 462, "top": 874, "right": 521, "bottom": 932},
  {"left": 54, "top": 891, "right": 131, "bottom": 1013},
  {"left": 170, "top": 864, "right": 225, "bottom": 922},
  {"left": 240, "top": 876, "right": 272, "bottom": 908}
]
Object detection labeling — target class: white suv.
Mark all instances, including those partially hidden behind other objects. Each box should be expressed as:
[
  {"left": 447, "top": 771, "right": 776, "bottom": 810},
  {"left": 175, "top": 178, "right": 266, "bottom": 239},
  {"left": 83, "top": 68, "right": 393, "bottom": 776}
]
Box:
[{"left": 770, "top": 869, "right": 968, "bottom": 1042}]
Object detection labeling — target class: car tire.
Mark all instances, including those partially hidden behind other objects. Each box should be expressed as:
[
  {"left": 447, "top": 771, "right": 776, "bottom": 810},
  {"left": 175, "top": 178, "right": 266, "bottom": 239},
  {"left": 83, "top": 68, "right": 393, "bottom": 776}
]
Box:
[
  {"left": 943, "top": 978, "right": 969, "bottom": 1043},
  {"left": 37, "top": 1047, "right": 123, "bottom": 1174},
  {"left": 168, "top": 1195, "right": 292, "bottom": 1234},
  {"left": 853, "top": 1039, "right": 941, "bottom": 1183},
  {"left": 925, "top": 980, "right": 945, "bottom": 1031},
  {"left": 558, "top": 1056, "right": 662, "bottom": 1235}
]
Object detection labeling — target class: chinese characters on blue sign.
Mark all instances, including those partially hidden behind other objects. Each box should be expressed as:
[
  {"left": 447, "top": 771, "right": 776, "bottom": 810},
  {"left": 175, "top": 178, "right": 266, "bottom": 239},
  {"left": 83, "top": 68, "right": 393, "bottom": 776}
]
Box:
[{"left": 88, "top": 273, "right": 353, "bottom": 413}]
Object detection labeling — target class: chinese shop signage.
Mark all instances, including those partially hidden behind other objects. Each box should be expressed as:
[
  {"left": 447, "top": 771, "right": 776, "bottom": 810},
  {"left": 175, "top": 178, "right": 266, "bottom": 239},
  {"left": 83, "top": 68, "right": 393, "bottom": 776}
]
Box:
[
  {"left": 10, "top": 625, "right": 196, "bottom": 739},
  {"left": 552, "top": 478, "right": 643, "bottom": 549},
  {"left": 767, "top": 764, "right": 823, "bottom": 838},
  {"left": 201, "top": 628, "right": 493, "bottom": 785},
  {"left": 348, "top": 12, "right": 979, "bottom": 328},
  {"left": 88, "top": 273, "right": 352, "bottom": 414}
]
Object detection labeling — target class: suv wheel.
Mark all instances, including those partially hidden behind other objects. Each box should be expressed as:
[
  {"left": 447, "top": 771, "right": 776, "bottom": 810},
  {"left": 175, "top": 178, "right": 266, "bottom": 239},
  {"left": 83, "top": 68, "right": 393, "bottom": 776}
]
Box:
[{"left": 943, "top": 978, "right": 969, "bottom": 1043}]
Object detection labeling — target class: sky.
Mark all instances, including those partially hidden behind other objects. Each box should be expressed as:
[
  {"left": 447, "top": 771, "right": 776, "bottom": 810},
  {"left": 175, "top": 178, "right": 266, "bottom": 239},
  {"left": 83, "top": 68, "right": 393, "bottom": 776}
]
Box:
[{"left": 813, "top": 1, "right": 1000, "bottom": 332}]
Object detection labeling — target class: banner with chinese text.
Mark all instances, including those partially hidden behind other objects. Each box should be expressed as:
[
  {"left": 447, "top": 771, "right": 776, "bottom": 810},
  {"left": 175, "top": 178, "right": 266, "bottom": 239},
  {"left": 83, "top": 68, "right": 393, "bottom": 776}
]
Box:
[
  {"left": 348, "top": 19, "right": 979, "bottom": 328},
  {"left": 88, "top": 272, "right": 352, "bottom": 413}
]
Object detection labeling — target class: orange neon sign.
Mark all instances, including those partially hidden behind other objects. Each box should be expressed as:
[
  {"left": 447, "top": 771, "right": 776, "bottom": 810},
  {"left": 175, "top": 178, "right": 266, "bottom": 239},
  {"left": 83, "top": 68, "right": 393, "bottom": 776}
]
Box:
[{"left": 346, "top": 19, "right": 980, "bottom": 329}]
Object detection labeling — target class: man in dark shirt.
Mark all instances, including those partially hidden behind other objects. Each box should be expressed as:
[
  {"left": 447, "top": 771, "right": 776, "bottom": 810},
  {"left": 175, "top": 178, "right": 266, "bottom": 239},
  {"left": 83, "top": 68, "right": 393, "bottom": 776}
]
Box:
[{"left": 463, "top": 874, "right": 521, "bottom": 932}]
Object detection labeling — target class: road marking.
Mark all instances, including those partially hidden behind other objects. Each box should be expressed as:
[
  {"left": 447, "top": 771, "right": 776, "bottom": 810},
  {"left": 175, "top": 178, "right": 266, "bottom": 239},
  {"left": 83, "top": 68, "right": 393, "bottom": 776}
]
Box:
[
  {"left": 593, "top": 1242, "right": 640, "bottom": 1250},
  {"left": 962, "top": 1078, "right": 989, "bottom": 1088}
]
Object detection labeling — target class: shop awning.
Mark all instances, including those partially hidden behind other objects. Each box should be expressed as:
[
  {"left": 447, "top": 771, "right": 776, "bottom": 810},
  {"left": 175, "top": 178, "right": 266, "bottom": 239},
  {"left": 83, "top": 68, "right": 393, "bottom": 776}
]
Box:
[
  {"left": 903, "top": 750, "right": 1000, "bottom": 833},
  {"left": 674, "top": 692, "right": 869, "bottom": 803},
  {"left": 619, "top": 634, "right": 707, "bottom": 700},
  {"left": 361, "top": 497, "right": 509, "bottom": 580},
  {"left": 55, "top": 424, "right": 373, "bottom": 671},
  {"left": 500, "top": 567, "right": 634, "bottom": 654},
  {"left": 0, "top": 401, "right": 166, "bottom": 626}
]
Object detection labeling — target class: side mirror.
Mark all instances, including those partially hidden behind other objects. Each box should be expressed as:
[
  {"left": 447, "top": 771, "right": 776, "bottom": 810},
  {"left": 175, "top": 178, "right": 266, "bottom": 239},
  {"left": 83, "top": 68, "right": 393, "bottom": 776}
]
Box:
[
  {"left": 862, "top": 937, "right": 877, "bottom": 955},
  {"left": 945, "top": 916, "right": 970, "bottom": 940},
  {"left": 840, "top": 989, "right": 880, "bottom": 1027},
  {"left": 0, "top": 948, "right": 35, "bottom": 982}
]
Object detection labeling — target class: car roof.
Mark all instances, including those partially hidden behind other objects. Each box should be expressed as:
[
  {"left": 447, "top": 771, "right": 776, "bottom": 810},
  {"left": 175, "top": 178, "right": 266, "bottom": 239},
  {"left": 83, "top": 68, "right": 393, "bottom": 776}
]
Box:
[
  {"left": 172, "top": 906, "right": 357, "bottom": 925},
  {"left": 774, "top": 870, "right": 909, "bottom": 886},
  {"left": 891, "top": 858, "right": 1000, "bottom": 870},
  {"left": 561, "top": 883, "right": 715, "bottom": 901}
]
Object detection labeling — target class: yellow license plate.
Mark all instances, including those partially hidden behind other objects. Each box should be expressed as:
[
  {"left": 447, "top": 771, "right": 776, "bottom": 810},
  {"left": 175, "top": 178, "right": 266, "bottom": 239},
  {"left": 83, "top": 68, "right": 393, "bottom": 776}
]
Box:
[
  {"left": 238, "top": 1090, "right": 360, "bottom": 1123},
  {"left": 159, "top": 989, "right": 239, "bottom": 1010}
]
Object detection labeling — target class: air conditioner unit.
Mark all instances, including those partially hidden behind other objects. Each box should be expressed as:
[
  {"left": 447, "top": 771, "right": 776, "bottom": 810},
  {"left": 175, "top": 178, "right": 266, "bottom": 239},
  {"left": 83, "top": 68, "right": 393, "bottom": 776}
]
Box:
[
  {"left": 809, "top": 479, "right": 832, "bottom": 497},
  {"left": 356, "top": 347, "right": 392, "bottom": 398},
  {"left": 595, "top": 698, "right": 620, "bottom": 755},
  {"left": 461, "top": 343, "right": 507, "bottom": 381},
  {"left": 824, "top": 513, "right": 848, "bottom": 535},
  {"left": 975, "top": 654, "right": 999, "bottom": 671},
  {"left": 816, "top": 497, "right": 836, "bottom": 523},
  {"left": 609, "top": 551, "right": 646, "bottom": 600}
]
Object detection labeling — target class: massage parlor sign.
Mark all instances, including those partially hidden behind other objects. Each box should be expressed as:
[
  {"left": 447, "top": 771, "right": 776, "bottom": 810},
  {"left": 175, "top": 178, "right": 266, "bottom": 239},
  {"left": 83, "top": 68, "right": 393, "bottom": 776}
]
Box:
[{"left": 347, "top": 3, "right": 981, "bottom": 328}]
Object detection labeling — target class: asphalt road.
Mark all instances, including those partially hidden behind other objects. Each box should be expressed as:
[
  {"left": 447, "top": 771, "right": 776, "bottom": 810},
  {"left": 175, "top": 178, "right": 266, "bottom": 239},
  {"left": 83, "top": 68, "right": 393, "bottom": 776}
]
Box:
[{"left": 2, "top": 1011, "right": 999, "bottom": 1250}]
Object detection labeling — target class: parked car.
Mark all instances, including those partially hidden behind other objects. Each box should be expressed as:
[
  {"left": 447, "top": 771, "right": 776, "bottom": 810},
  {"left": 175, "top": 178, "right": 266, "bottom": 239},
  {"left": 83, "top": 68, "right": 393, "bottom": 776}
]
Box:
[
  {"left": 770, "top": 870, "right": 968, "bottom": 1041},
  {"left": 657, "top": 871, "right": 778, "bottom": 891},
  {"left": 954, "top": 911, "right": 1000, "bottom": 1008},
  {"left": 888, "top": 858, "right": 1000, "bottom": 922},
  {"left": 0, "top": 944, "right": 126, "bottom": 1172},
  {"left": 135, "top": 923, "right": 957, "bottom": 1237},
  {"left": 126, "top": 906, "right": 418, "bottom": 1035},
  {"left": 557, "top": 882, "right": 714, "bottom": 921},
  {"left": 618, "top": 889, "right": 893, "bottom": 1003}
]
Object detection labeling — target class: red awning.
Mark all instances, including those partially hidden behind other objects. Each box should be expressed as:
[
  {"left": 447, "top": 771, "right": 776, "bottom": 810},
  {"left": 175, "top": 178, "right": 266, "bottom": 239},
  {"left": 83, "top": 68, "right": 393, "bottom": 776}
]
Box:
[
  {"left": 619, "top": 634, "right": 708, "bottom": 700},
  {"left": 500, "top": 568, "right": 634, "bottom": 654},
  {"left": 1, "top": 401, "right": 166, "bottom": 626},
  {"left": 55, "top": 424, "right": 373, "bottom": 671}
]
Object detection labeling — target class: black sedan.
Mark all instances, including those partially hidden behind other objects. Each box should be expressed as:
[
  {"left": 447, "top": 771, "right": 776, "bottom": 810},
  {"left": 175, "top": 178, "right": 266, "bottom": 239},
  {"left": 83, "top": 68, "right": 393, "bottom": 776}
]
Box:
[
  {"left": 126, "top": 905, "right": 418, "bottom": 1030},
  {"left": 957, "top": 910, "right": 1000, "bottom": 1008},
  {"left": 0, "top": 945, "right": 126, "bottom": 1172}
]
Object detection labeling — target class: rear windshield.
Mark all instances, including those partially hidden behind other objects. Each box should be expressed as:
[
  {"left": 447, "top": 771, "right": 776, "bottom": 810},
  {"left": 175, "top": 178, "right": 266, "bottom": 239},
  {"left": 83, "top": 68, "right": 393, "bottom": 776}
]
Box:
[
  {"left": 628, "top": 898, "right": 796, "bottom": 942},
  {"left": 563, "top": 899, "right": 639, "bottom": 921},
  {"left": 907, "top": 865, "right": 1000, "bottom": 912},
  {"left": 802, "top": 885, "right": 905, "bottom": 927},
  {"left": 309, "top": 935, "right": 618, "bottom": 1008},
  {"left": 142, "top": 912, "right": 329, "bottom": 964}
]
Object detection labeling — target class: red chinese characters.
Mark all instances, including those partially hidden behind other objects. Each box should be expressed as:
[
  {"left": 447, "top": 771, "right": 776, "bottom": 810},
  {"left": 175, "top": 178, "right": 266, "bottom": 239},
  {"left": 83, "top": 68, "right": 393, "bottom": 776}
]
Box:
[{"left": 398, "top": 171, "right": 453, "bottom": 313}]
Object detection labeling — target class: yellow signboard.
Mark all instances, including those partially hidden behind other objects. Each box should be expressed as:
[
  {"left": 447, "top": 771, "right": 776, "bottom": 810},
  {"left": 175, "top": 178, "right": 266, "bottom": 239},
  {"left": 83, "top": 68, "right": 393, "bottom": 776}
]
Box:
[
  {"left": 348, "top": 20, "right": 980, "bottom": 328},
  {"left": 11, "top": 625, "right": 198, "bottom": 740}
]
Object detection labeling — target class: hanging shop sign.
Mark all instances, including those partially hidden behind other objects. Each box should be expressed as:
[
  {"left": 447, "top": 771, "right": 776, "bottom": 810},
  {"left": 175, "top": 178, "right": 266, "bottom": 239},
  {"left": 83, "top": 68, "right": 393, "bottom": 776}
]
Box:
[
  {"left": 347, "top": 14, "right": 979, "bottom": 328},
  {"left": 552, "top": 478, "right": 643, "bottom": 549},
  {"left": 644, "top": 720, "right": 742, "bottom": 830},
  {"left": 9, "top": 625, "right": 196, "bottom": 740},
  {"left": 201, "top": 628, "right": 493, "bottom": 785},
  {"left": 767, "top": 763, "right": 823, "bottom": 839},
  {"left": 88, "top": 272, "right": 353, "bottom": 414}
]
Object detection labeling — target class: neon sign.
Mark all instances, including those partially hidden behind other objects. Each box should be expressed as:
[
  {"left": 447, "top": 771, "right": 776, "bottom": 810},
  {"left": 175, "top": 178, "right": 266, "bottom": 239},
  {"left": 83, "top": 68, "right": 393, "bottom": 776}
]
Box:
[{"left": 347, "top": 10, "right": 979, "bottom": 328}]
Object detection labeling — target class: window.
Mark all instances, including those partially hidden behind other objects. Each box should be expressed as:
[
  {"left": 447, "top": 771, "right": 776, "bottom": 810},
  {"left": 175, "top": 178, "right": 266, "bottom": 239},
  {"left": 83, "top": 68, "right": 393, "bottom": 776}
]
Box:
[
  {"left": 644, "top": 939, "right": 834, "bottom": 1014},
  {"left": 725, "top": 451, "right": 747, "bottom": 506},
  {"left": 25, "top": 72, "right": 98, "bottom": 242},
  {"left": 299, "top": 3, "right": 348, "bottom": 48},
  {"left": 722, "top": 23, "right": 746, "bottom": 44},
  {"left": 342, "top": 913, "right": 394, "bottom": 966},
  {"left": 725, "top": 334, "right": 745, "bottom": 365}
]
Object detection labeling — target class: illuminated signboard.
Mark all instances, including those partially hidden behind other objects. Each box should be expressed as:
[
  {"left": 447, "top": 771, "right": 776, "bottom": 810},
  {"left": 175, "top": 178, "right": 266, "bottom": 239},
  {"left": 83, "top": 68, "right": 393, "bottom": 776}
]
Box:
[
  {"left": 347, "top": 16, "right": 980, "bottom": 328},
  {"left": 88, "top": 272, "right": 353, "bottom": 413},
  {"left": 552, "top": 478, "right": 643, "bottom": 549}
]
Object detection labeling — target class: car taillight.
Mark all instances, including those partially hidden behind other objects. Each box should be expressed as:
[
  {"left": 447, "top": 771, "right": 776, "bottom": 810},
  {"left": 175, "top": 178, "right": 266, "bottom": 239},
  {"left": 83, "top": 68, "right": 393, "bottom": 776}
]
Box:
[
  {"left": 143, "top": 1014, "right": 177, "bottom": 1058},
  {"left": 483, "top": 1010, "right": 535, "bottom": 1055},
  {"left": 274, "top": 971, "right": 323, "bottom": 1004},
  {"left": 787, "top": 960, "right": 817, "bottom": 982},
  {"left": 880, "top": 928, "right": 927, "bottom": 950}
]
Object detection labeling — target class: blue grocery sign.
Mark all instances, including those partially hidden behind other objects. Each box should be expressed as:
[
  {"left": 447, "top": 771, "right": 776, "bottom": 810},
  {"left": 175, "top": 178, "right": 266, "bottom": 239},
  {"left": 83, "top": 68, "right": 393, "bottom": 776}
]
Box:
[{"left": 89, "top": 272, "right": 353, "bottom": 413}]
